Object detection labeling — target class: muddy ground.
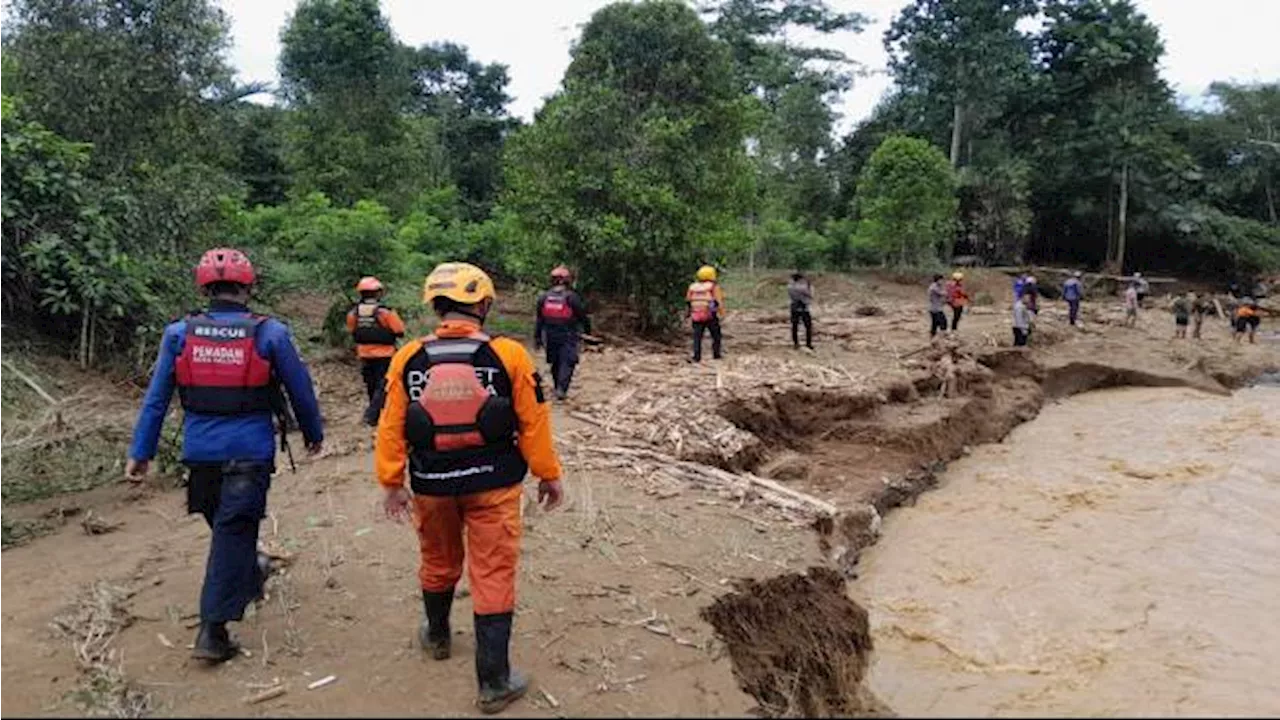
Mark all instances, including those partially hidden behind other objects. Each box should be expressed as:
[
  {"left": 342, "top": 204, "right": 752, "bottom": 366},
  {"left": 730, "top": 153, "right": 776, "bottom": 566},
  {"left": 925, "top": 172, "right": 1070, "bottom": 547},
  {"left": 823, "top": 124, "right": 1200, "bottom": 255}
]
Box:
[{"left": 2, "top": 269, "right": 1276, "bottom": 717}]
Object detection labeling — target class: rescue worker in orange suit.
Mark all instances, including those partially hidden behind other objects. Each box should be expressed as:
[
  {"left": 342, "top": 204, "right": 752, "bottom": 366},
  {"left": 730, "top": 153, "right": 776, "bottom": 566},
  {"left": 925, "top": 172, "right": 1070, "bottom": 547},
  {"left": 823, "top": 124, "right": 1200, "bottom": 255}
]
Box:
[
  {"left": 687, "top": 265, "right": 726, "bottom": 362},
  {"left": 125, "top": 249, "right": 324, "bottom": 663},
  {"left": 345, "top": 276, "right": 406, "bottom": 425},
  {"left": 376, "top": 262, "right": 564, "bottom": 714},
  {"left": 534, "top": 265, "right": 591, "bottom": 401}
]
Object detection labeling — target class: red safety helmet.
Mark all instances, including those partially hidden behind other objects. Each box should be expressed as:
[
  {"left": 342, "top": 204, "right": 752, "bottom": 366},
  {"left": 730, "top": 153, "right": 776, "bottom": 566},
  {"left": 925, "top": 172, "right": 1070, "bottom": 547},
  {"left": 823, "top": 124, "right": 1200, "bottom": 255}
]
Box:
[
  {"left": 194, "top": 248, "right": 256, "bottom": 288},
  {"left": 550, "top": 265, "right": 572, "bottom": 281},
  {"left": 356, "top": 276, "right": 384, "bottom": 293}
]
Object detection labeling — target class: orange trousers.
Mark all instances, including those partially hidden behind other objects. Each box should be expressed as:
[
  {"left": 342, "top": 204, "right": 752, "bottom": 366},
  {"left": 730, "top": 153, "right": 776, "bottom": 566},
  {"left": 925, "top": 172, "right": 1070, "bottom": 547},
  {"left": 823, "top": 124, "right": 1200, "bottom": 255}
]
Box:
[{"left": 411, "top": 484, "right": 523, "bottom": 615}]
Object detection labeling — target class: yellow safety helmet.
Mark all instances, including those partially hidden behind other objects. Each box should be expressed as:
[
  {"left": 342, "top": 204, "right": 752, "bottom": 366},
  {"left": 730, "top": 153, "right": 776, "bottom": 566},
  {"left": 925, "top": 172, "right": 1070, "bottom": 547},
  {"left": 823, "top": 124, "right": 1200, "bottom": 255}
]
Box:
[
  {"left": 422, "top": 262, "right": 496, "bottom": 305},
  {"left": 952, "top": 271, "right": 964, "bottom": 280},
  {"left": 696, "top": 265, "right": 717, "bottom": 282}
]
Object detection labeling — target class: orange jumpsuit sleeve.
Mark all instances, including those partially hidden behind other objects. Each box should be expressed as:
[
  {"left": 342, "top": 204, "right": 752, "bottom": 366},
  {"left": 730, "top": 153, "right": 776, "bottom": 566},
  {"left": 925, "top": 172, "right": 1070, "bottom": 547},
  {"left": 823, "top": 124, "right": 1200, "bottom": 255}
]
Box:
[
  {"left": 714, "top": 284, "right": 726, "bottom": 318},
  {"left": 491, "top": 337, "right": 563, "bottom": 482},
  {"left": 345, "top": 310, "right": 357, "bottom": 332},
  {"left": 381, "top": 309, "right": 406, "bottom": 336},
  {"left": 375, "top": 340, "right": 421, "bottom": 488}
]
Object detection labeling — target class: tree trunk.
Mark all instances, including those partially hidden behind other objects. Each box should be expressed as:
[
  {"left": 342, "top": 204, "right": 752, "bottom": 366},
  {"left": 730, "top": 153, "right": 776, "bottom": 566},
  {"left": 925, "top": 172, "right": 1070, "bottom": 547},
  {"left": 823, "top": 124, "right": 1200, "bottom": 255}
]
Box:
[
  {"left": 79, "top": 306, "right": 91, "bottom": 370},
  {"left": 949, "top": 101, "right": 963, "bottom": 168},
  {"left": 1265, "top": 177, "right": 1278, "bottom": 225},
  {"left": 1114, "top": 159, "right": 1130, "bottom": 274},
  {"left": 1105, "top": 174, "right": 1115, "bottom": 265}
]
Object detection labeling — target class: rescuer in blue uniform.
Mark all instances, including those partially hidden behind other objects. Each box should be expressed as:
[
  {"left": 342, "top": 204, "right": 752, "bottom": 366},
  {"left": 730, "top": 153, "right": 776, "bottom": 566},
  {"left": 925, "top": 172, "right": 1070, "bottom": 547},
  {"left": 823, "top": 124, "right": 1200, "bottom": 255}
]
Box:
[{"left": 126, "top": 248, "right": 324, "bottom": 663}]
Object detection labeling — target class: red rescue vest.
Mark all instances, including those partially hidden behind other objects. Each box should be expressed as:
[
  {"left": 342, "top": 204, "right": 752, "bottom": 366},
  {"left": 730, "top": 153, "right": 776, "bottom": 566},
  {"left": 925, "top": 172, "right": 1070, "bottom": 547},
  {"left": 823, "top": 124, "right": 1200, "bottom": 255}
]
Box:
[
  {"left": 174, "top": 313, "right": 274, "bottom": 415},
  {"left": 403, "top": 331, "right": 522, "bottom": 495},
  {"left": 351, "top": 301, "right": 398, "bottom": 346},
  {"left": 540, "top": 290, "right": 575, "bottom": 322},
  {"left": 688, "top": 281, "right": 718, "bottom": 322}
]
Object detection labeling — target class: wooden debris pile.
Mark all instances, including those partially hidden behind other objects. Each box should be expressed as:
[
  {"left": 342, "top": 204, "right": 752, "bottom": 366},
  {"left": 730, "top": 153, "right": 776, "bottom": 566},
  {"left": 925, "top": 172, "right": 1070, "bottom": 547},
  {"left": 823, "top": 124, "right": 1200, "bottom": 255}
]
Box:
[{"left": 570, "top": 347, "right": 873, "bottom": 467}]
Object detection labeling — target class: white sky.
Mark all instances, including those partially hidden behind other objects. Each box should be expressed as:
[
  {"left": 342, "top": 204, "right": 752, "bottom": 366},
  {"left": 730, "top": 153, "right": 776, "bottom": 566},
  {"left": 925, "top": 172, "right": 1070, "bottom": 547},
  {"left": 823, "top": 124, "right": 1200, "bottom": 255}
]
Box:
[{"left": 210, "top": 0, "right": 1280, "bottom": 134}]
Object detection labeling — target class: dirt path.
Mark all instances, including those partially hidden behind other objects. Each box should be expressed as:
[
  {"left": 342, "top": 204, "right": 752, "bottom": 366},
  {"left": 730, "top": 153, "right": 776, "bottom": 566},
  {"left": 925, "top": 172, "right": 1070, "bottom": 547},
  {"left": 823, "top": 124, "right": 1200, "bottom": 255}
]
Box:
[{"left": 3, "top": 271, "right": 1277, "bottom": 717}]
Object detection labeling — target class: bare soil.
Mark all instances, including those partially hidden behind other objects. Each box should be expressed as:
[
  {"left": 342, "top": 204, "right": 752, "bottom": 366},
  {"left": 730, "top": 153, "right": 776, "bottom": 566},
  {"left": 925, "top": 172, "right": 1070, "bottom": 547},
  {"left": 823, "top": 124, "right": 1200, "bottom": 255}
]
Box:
[{"left": 3, "top": 269, "right": 1277, "bottom": 717}]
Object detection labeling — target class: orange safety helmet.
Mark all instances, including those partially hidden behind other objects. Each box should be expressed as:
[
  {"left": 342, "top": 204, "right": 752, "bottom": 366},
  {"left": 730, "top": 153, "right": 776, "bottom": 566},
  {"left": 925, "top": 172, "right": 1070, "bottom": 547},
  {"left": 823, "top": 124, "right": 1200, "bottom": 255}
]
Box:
[
  {"left": 550, "top": 265, "right": 572, "bottom": 281},
  {"left": 356, "top": 276, "right": 384, "bottom": 293}
]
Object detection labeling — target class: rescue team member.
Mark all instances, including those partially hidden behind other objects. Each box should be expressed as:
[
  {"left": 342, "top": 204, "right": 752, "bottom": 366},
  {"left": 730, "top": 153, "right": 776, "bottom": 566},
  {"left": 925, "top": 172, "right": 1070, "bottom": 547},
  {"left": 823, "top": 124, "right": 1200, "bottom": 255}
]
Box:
[
  {"left": 788, "top": 271, "right": 814, "bottom": 351},
  {"left": 1023, "top": 275, "right": 1040, "bottom": 313},
  {"left": 376, "top": 262, "right": 563, "bottom": 714},
  {"left": 345, "top": 276, "right": 406, "bottom": 425},
  {"left": 687, "top": 265, "right": 725, "bottom": 362},
  {"left": 945, "top": 271, "right": 969, "bottom": 331},
  {"left": 534, "top": 265, "right": 591, "bottom": 401},
  {"left": 1134, "top": 271, "right": 1150, "bottom": 306},
  {"left": 928, "top": 274, "right": 948, "bottom": 337},
  {"left": 1063, "top": 271, "right": 1084, "bottom": 326},
  {"left": 1124, "top": 282, "right": 1140, "bottom": 327},
  {"left": 125, "top": 248, "right": 324, "bottom": 663},
  {"left": 1234, "top": 297, "right": 1260, "bottom": 344}
]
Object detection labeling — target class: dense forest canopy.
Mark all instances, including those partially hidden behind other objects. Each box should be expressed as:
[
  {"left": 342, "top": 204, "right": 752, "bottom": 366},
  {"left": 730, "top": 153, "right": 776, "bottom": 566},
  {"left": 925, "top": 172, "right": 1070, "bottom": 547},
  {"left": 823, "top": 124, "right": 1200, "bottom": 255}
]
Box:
[{"left": 3, "top": 0, "right": 1278, "bottom": 362}]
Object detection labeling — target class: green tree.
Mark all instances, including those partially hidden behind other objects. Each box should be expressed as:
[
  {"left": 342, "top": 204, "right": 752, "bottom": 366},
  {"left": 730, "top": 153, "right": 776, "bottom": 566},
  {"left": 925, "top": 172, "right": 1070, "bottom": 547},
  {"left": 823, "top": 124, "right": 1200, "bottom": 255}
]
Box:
[
  {"left": 1033, "top": 0, "right": 1174, "bottom": 272},
  {"left": 885, "top": 0, "right": 1038, "bottom": 168},
  {"left": 706, "top": 0, "right": 866, "bottom": 230},
  {"left": 856, "top": 135, "right": 958, "bottom": 266},
  {"left": 503, "top": 0, "right": 753, "bottom": 331},
  {"left": 409, "top": 42, "right": 517, "bottom": 219},
  {"left": 279, "top": 0, "right": 436, "bottom": 211},
  {"left": 2, "top": 0, "right": 240, "bottom": 175}
]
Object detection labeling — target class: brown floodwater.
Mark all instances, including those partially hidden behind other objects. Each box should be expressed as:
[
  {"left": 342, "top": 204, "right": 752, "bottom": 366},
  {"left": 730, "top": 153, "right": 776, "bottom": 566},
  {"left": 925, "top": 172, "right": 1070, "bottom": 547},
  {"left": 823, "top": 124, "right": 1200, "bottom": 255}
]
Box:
[{"left": 853, "top": 385, "right": 1280, "bottom": 717}]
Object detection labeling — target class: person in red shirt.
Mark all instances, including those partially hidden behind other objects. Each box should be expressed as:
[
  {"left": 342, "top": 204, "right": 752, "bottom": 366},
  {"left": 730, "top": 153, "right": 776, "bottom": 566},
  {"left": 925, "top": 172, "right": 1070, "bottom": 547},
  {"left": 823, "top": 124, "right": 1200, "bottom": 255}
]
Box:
[{"left": 945, "top": 271, "right": 970, "bottom": 331}]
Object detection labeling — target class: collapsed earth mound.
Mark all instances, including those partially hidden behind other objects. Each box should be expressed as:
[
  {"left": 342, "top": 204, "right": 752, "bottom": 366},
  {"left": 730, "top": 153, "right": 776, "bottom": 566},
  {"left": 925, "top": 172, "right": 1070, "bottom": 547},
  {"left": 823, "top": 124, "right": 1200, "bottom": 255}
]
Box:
[{"left": 701, "top": 567, "right": 892, "bottom": 718}]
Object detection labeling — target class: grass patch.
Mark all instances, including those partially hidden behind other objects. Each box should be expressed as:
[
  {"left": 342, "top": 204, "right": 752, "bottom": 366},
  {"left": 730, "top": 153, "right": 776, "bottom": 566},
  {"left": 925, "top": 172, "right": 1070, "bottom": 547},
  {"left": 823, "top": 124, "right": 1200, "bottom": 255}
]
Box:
[
  {"left": 1, "top": 516, "right": 56, "bottom": 549},
  {"left": 2, "top": 427, "right": 131, "bottom": 504}
]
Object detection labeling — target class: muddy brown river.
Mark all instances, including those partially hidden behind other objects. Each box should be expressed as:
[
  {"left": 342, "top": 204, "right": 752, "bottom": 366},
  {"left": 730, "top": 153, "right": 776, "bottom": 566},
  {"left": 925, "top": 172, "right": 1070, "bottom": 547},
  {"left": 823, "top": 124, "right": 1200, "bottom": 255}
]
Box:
[{"left": 853, "top": 385, "right": 1280, "bottom": 716}]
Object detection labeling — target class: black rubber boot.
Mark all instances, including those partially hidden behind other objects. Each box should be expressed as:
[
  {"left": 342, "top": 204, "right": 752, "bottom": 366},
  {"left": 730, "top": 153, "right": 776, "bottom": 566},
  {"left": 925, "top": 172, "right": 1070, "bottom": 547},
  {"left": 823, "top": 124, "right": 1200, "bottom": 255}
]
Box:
[
  {"left": 474, "top": 612, "right": 529, "bottom": 714},
  {"left": 191, "top": 622, "right": 239, "bottom": 664},
  {"left": 418, "top": 588, "right": 454, "bottom": 660}
]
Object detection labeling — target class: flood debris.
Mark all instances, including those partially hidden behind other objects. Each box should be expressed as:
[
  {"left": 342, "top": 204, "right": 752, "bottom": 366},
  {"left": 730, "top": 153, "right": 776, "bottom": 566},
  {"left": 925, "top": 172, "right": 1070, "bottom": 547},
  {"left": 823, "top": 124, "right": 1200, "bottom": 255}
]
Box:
[{"left": 51, "top": 581, "right": 152, "bottom": 718}]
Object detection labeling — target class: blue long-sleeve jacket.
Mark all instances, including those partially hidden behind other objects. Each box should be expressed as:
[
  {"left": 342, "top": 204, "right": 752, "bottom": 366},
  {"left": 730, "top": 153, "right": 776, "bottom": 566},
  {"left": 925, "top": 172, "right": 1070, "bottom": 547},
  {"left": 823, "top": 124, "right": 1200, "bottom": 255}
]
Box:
[{"left": 128, "top": 301, "right": 324, "bottom": 464}]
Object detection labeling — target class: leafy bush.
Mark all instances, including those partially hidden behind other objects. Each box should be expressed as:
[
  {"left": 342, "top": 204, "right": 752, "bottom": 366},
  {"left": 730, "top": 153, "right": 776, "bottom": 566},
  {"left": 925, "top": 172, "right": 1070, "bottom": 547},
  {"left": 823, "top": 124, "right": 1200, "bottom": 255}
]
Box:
[{"left": 856, "top": 135, "right": 958, "bottom": 267}]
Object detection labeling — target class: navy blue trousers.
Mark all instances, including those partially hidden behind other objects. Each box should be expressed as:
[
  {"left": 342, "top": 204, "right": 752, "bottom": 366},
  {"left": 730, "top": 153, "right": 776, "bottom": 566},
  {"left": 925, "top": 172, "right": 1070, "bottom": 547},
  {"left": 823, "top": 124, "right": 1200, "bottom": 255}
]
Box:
[
  {"left": 187, "top": 462, "right": 271, "bottom": 623},
  {"left": 544, "top": 331, "right": 580, "bottom": 394}
]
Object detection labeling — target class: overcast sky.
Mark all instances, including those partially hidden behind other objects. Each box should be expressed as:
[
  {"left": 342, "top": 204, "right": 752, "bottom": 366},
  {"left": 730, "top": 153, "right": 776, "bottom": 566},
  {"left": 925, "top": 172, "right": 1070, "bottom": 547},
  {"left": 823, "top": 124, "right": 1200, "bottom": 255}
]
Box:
[{"left": 214, "top": 0, "right": 1279, "bottom": 134}]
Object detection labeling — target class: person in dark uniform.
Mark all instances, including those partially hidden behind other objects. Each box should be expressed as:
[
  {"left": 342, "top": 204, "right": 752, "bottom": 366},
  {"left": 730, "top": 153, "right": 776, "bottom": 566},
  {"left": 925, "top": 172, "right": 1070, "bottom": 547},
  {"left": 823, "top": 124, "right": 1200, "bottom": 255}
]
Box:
[{"left": 534, "top": 265, "right": 591, "bottom": 401}]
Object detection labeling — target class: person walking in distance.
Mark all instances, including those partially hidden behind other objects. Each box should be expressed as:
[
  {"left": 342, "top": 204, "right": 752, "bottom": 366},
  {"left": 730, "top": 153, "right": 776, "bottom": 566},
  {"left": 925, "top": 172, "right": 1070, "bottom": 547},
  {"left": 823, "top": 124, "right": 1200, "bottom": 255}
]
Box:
[
  {"left": 376, "top": 262, "right": 564, "bottom": 714},
  {"left": 346, "top": 276, "right": 406, "bottom": 425},
  {"left": 1063, "top": 271, "right": 1084, "bottom": 326},
  {"left": 125, "top": 248, "right": 324, "bottom": 663},
  {"left": 534, "top": 265, "right": 591, "bottom": 401},
  {"left": 1190, "top": 292, "right": 1209, "bottom": 339},
  {"left": 687, "top": 265, "right": 725, "bottom": 362},
  {"left": 1171, "top": 291, "right": 1191, "bottom": 339},
  {"left": 1124, "top": 282, "right": 1140, "bottom": 328},
  {"left": 1134, "top": 272, "right": 1150, "bottom": 307},
  {"left": 928, "top": 274, "right": 948, "bottom": 338},
  {"left": 945, "top": 271, "right": 970, "bottom": 331},
  {"left": 1012, "top": 290, "right": 1034, "bottom": 346},
  {"left": 788, "top": 271, "right": 814, "bottom": 351},
  {"left": 1234, "top": 297, "right": 1261, "bottom": 344}
]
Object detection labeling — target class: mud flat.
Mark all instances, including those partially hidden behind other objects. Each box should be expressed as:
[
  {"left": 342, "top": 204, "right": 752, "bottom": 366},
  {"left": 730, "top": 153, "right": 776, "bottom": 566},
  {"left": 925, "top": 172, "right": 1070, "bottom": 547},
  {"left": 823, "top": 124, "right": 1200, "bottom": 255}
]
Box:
[{"left": 851, "top": 385, "right": 1280, "bottom": 716}]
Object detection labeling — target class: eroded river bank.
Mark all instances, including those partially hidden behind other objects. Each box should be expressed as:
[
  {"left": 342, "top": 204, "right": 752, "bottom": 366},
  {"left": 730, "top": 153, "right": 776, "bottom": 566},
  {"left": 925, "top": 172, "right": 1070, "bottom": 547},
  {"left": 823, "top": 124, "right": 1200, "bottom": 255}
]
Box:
[{"left": 853, "top": 385, "right": 1280, "bottom": 717}]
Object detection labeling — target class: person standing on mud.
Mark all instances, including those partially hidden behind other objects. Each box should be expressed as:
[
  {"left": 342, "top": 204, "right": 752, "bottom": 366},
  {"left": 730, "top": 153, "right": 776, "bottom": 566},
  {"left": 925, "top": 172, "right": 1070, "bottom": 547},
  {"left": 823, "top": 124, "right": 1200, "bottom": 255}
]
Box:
[
  {"left": 1124, "top": 283, "right": 1140, "bottom": 327},
  {"left": 945, "top": 272, "right": 969, "bottom": 331},
  {"left": 376, "top": 262, "right": 563, "bottom": 714},
  {"left": 687, "top": 265, "right": 726, "bottom": 362},
  {"left": 1234, "top": 297, "right": 1261, "bottom": 344},
  {"left": 1063, "top": 271, "right": 1084, "bottom": 326},
  {"left": 1171, "top": 292, "right": 1191, "bottom": 339},
  {"left": 346, "top": 276, "right": 406, "bottom": 425},
  {"left": 1012, "top": 291, "right": 1034, "bottom": 346},
  {"left": 1024, "top": 275, "right": 1040, "bottom": 314},
  {"left": 1134, "top": 272, "right": 1150, "bottom": 307},
  {"left": 928, "top": 274, "right": 949, "bottom": 337},
  {"left": 534, "top": 265, "right": 591, "bottom": 401},
  {"left": 1190, "top": 292, "right": 1210, "bottom": 339},
  {"left": 125, "top": 248, "right": 325, "bottom": 663},
  {"left": 788, "top": 271, "right": 814, "bottom": 351}
]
